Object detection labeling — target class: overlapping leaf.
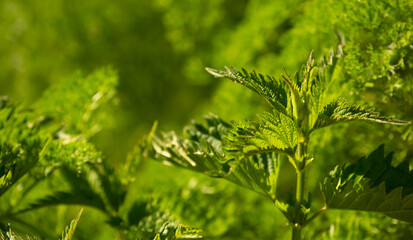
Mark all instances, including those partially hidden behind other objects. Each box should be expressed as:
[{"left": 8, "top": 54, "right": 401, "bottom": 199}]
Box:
[
  {"left": 22, "top": 158, "right": 129, "bottom": 218},
  {"left": 225, "top": 111, "right": 297, "bottom": 159},
  {"left": 321, "top": 145, "right": 413, "bottom": 222},
  {"left": 0, "top": 141, "right": 43, "bottom": 197},
  {"left": 0, "top": 100, "right": 47, "bottom": 198},
  {"left": 0, "top": 97, "right": 47, "bottom": 143},
  {"left": 206, "top": 47, "right": 346, "bottom": 133},
  {"left": 23, "top": 166, "right": 107, "bottom": 212},
  {"left": 225, "top": 152, "right": 279, "bottom": 199},
  {"left": 300, "top": 47, "right": 344, "bottom": 130},
  {"left": 152, "top": 114, "right": 232, "bottom": 177},
  {"left": 152, "top": 114, "right": 281, "bottom": 200}
]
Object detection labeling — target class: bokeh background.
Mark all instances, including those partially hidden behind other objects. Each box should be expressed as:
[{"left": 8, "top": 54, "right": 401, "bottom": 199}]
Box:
[{"left": 1, "top": 0, "right": 413, "bottom": 239}]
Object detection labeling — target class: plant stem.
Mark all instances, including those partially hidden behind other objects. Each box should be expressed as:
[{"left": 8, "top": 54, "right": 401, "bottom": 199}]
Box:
[
  {"left": 292, "top": 135, "right": 307, "bottom": 240},
  {"left": 292, "top": 225, "right": 301, "bottom": 240},
  {"left": 295, "top": 138, "right": 306, "bottom": 203},
  {"left": 303, "top": 206, "right": 327, "bottom": 227},
  {"left": 272, "top": 154, "right": 283, "bottom": 201},
  {"left": 296, "top": 169, "right": 305, "bottom": 203}
]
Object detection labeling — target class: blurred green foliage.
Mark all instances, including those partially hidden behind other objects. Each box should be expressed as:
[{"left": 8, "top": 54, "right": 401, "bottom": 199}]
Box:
[{"left": 0, "top": 0, "right": 412, "bottom": 239}]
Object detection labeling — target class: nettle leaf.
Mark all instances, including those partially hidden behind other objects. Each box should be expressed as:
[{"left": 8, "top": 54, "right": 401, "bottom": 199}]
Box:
[
  {"left": 312, "top": 98, "right": 409, "bottom": 132},
  {"left": 35, "top": 67, "right": 118, "bottom": 138},
  {"left": 152, "top": 114, "right": 281, "bottom": 200},
  {"left": 0, "top": 140, "right": 44, "bottom": 197},
  {"left": 23, "top": 166, "right": 107, "bottom": 212},
  {"left": 225, "top": 111, "right": 297, "bottom": 158},
  {"left": 302, "top": 47, "right": 344, "bottom": 129},
  {"left": 225, "top": 152, "right": 280, "bottom": 199},
  {"left": 0, "top": 99, "right": 49, "bottom": 195},
  {"left": 152, "top": 114, "right": 232, "bottom": 177},
  {"left": 153, "top": 223, "right": 202, "bottom": 240},
  {"left": 0, "top": 98, "right": 48, "bottom": 143},
  {"left": 206, "top": 67, "right": 290, "bottom": 116},
  {"left": 321, "top": 145, "right": 413, "bottom": 223},
  {"left": 0, "top": 224, "right": 38, "bottom": 240},
  {"left": 206, "top": 46, "right": 345, "bottom": 133},
  {"left": 60, "top": 208, "right": 83, "bottom": 240}
]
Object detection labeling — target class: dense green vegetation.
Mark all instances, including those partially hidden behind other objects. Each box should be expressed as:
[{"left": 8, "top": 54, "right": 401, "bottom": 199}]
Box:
[{"left": 1, "top": 0, "right": 412, "bottom": 239}]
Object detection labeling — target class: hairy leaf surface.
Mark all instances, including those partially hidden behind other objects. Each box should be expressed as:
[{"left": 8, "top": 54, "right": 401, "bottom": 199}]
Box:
[{"left": 225, "top": 111, "right": 296, "bottom": 158}]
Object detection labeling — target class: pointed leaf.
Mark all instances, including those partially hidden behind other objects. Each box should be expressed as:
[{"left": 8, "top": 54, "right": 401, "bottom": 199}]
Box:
[
  {"left": 206, "top": 67, "right": 290, "bottom": 115},
  {"left": 60, "top": 208, "right": 83, "bottom": 240},
  {"left": 312, "top": 98, "right": 409, "bottom": 132},
  {"left": 224, "top": 111, "right": 296, "bottom": 159},
  {"left": 0, "top": 141, "right": 43, "bottom": 197},
  {"left": 151, "top": 114, "right": 281, "bottom": 200},
  {"left": 322, "top": 145, "right": 413, "bottom": 222}
]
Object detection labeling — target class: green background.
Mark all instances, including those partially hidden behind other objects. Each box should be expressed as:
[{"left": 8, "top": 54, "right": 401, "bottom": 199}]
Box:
[{"left": 1, "top": 0, "right": 413, "bottom": 239}]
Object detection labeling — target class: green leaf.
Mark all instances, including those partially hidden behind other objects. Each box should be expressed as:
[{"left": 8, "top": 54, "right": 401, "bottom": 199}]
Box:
[
  {"left": 225, "top": 152, "right": 280, "bottom": 200},
  {"left": 152, "top": 114, "right": 232, "bottom": 177},
  {"left": 225, "top": 111, "right": 297, "bottom": 158},
  {"left": 22, "top": 166, "right": 107, "bottom": 212},
  {"left": 152, "top": 114, "right": 281, "bottom": 200},
  {"left": 60, "top": 208, "right": 83, "bottom": 240},
  {"left": 152, "top": 223, "right": 202, "bottom": 240},
  {"left": 312, "top": 98, "right": 409, "bottom": 132},
  {"left": 35, "top": 67, "right": 118, "bottom": 138},
  {"left": 0, "top": 140, "right": 44, "bottom": 197},
  {"left": 206, "top": 47, "right": 346, "bottom": 133},
  {"left": 0, "top": 99, "right": 48, "bottom": 143},
  {"left": 301, "top": 47, "right": 344, "bottom": 130},
  {"left": 0, "top": 224, "right": 37, "bottom": 240},
  {"left": 206, "top": 67, "right": 290, "bottom": 116},
  {"left": 321, "top": 145, "right": 413, "bottom": 223}
]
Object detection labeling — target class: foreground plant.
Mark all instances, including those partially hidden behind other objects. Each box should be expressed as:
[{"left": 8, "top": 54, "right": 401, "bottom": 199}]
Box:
[{"left": 151, "top": 46, "right": 411, "bottom": 239}]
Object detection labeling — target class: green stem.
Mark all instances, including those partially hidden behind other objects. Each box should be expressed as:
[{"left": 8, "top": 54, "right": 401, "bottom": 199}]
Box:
[
  {"left": 272, "top": 154, "right": 283, "bottom": 201},
  {"left": 296, "top": 169, "right": 305, "bottom": 203},
  {"left": 292, "top": 225, "right": 301, "bottom": 240},
  {"left": 295, "top": 138, "right": 306, "bottom": 203},
  {"left": 303, "top": 206, "right": 327, "bottom": 227},
  {"left": 292, "top": 135, "right": 307, "bottom": 240}
]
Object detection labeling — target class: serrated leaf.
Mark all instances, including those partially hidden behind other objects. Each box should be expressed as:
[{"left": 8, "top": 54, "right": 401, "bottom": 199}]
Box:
[
  {"left": 152, "top": 114, "right": 232, "bottom": 177},
  {"left": 225, "top": 111, "right": 297, "bottom": 159},
  {"left": 151, "top": 114, "right": 281, "bottom": 200},
  {"left": 0, "top": 140, "right": 43, "bottom": 197},
  {"left": 225, "top": 152, "right": 280, "bottom": 199},
  {"left": 21, "top": 166, "right": 108, "bottom": 213},
  {"left": 321, "top": 145, "right": 413, "bottom": 222},
  {"left": 60, "top": 208, "right": 83, "bottom": 240},
  {"left": 206, "top": 67, "right": 290, "bottom": 116},
  {"left": 304, "top": 46, "right": 344, "bottom": 130},
  {"left": 206, "top": 47, "right": 346, "bottom": 133},
  {"left": 152, "top": 223, "right": 202, "bottom": 240},
  {"left": 35, "top": 67, "right": 118, "bottom": 138},
  {"left": 312, "top": 98, "right": 409, "bottom": 132}
]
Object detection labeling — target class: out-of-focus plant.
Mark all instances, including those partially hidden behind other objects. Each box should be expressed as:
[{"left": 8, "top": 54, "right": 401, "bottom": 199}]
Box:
[{"left": 0, "top": 68, "right": 202, "bottom": 240}]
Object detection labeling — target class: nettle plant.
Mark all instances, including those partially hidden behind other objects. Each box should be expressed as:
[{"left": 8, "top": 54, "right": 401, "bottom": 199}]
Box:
[
  {"left": 0, "top": 69, "right": 201, "bottom": 240},
  {"left": 151, "top": 47, "right": 412, "bottom": 239}
]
